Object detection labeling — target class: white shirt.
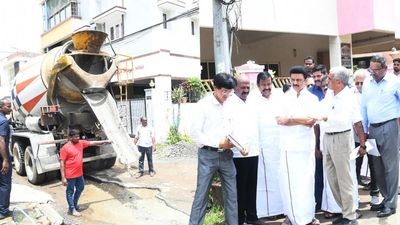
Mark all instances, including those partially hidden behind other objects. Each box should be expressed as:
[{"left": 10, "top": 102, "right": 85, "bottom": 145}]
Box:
[
  {"left": 225, "top": 94, "right": 259, "bottom": 157},
  {"left": 136, "top": 125, "right": 154, "bottom": 147},
  {"left": 190, "top": 93, "right": 232, "bottom": 148},
  {"left": 279, "top": 88, "right": 319, "bottom": 152},
  {"left": 252, "top": 89, "right": 284, "bottom": 149},
  {"left": 320, "top": 87, "right": 362, "bottom": 133}
]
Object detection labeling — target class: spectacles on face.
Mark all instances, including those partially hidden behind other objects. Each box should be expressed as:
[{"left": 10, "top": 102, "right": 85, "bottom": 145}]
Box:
[
  {"left": 368, "top": 67, "right": 383, "bottom": 74},
  {"left": 394, "top": 63, "right": 400, "bottom": 67},
  {"left": 355, "top": 82, "right": 363, "bottom": 86},
  {"left": 304, "top": 63, "right": 313, "bottom": 66}
]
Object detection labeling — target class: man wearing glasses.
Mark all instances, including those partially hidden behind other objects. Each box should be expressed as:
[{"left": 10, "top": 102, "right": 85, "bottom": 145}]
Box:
[
  {"left": 361, "top": 55, "right": 400, "bottom": 218},
  {"left": 189, "top": 73, "right": 238, "bottom": 225}
]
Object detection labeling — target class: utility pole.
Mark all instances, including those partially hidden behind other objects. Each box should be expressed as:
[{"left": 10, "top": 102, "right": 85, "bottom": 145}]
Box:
[{"left": 213, "top": 0, "right": 231, "bottom": 74}]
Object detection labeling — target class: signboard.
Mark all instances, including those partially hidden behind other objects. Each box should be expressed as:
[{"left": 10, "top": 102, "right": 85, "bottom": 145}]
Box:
[{"left": 341, "top": 43, "right": 352, "bottom": 69}]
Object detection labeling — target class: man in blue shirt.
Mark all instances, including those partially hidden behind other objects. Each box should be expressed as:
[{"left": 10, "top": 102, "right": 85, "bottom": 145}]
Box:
[
  {"left": 0, "top": 98, "right": 12, "bottom": 220},
  {"left": 361, "top": 55, "right": 400, "bottom": 218},
  {"left": 308, "top": 64, "right": 328, "bottom": 211}
]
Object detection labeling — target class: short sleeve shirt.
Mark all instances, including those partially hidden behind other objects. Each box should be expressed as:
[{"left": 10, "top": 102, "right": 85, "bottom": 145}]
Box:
[
  {"left": 60, "top": 140, "right": 90, "bottom": 179},
  {"left": 0, "top": 113, "right": 10, "bottom": 160}
]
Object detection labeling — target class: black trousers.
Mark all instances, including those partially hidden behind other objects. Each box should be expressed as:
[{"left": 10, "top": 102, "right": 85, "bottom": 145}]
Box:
[
  {"left": 233, "top": 156, "right": 258, "bottom": 224},
  {"left": 355, "top": 142, "right": 379, "bottom": 196},
  {"left": 138, "top": 146, "right": 154, "bottom": 174}
]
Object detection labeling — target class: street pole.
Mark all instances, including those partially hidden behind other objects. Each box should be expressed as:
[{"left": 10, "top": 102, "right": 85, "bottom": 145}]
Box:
[{"left": 213, "top": 0, "right": 231, "bottom": 74}]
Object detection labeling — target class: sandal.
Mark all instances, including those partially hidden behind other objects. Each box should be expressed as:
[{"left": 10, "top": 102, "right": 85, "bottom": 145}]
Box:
[
  {"left": 324, "top": 212, "right": 334, "bottom": 219},
  {"left": 282, "top": 216, "right": 292, "bottom": 225},
  {"left": 306, "top": 218, "right": 320, "bottom": 225}
]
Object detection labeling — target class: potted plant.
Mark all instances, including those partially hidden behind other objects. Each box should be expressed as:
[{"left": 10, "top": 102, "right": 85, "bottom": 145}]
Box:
[
  {"left": 180, "top": 77, "right": 205, "bottom": 103},
  {"left": 171, "top": 86, "right": 185, "bottom": 104}
]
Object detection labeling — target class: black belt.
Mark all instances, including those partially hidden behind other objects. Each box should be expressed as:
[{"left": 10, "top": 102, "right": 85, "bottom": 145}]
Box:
[
  {"left": 370, "top": 118, "right": 397, "bottom": 128},
  {"left": 202, "top": 146, "right": 225, "bottom": 152},
  {"left": 326, "top": 129, "right": 351, "bottom": 135}
]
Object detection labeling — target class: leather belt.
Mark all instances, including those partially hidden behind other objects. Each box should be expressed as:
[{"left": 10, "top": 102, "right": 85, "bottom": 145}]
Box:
[
  {"left": 370, "top": 118, "right": 397, "bottom": 128},
  {"left": 202, "top": 146, "right": 225, "bottom": 152},
  {"left": 326, "top": 129, "right": 351, "bottom": 135}
]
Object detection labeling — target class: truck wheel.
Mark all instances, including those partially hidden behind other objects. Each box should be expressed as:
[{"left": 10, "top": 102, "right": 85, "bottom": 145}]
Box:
[
  {"left": 24, "top": 146, "right": 45, "bottom": 184},
  {"left": 13, "top": 142, "right": 26, "bottom": 176},
  {"left": 104, "top": 157, "right": 116, "bottom": 169}
]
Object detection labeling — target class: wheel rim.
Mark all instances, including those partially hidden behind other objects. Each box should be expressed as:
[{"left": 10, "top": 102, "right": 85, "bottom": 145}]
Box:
[
  {"left": 24, "top": 148, "right": 34, "bottom": 180},
  {"left": 13, "top": 144, "right": 22, "bottom": 171}
]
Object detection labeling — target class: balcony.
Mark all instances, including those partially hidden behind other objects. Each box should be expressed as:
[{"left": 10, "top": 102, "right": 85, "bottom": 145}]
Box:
[
  {"left": 158, "top": 0, "right": 186, "bottom": 12},
  {"left": 91, "top": 6, "right": 126, "bottom": 25}
]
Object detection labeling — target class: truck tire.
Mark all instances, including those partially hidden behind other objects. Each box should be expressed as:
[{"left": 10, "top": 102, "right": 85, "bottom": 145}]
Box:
[
  {"left": 104, "top": 157, "right": 116, "bottom": 169},
  {"left": 24, "top": 146, "right": 45, "bottom": 184},
  {"left": 13, "top": 142, "right": 26, "bottom": 176}
]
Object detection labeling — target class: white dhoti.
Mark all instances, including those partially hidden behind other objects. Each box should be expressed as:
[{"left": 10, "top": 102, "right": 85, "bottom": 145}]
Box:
[
  {"left": 321, "top": 159, "right": 359, "bottom": 213},
  {"left": 257, "top": 147, "right": 284, "bottom": 218},
  {"left": 279, "top": 149, "right": 315, "bottom": 225}
]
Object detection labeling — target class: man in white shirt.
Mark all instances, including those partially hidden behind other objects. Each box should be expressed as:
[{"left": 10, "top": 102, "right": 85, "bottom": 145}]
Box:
[
  {"left": 189, "top": 73, "right": 238, "bottom": 225},
  {"left": 134, "top": 116, "right": 156, "bottom": 178},
  {"left": 225, "top": 74, "right": 260, "bottom": 225},
  {"left": 253, "top": 71, "right": 285, "bottom": 219},
  {"left": 276, "top": 66, "right": 320, "bottom": 225},
  {"left": 320, "top": 66, "right": 367, "bottom": 225}
]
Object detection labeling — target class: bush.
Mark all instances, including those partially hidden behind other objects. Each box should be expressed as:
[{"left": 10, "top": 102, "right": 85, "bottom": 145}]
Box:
[{"left": 204, "top": 204, "right": 224, "bottom": 225}]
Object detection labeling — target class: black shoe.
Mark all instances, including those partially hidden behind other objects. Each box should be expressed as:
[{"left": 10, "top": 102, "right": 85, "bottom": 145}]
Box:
[
  {"left": 377, "top": 206, "right": 396, "bottom": 218},
  {"left": 0, "top": 211, "right": 12, "bottom": 220},
  {"left": 355, "top": 210, "right": 362, "bottom": 219},
  {"left": 339, "top": 218, "right": 358, "bottom": 225},
  {"left": 370, "top": 203, "right": 384, "bottom": 211},
  {"left": 332, "top": 215, "right": 344, "bottom": 225}
]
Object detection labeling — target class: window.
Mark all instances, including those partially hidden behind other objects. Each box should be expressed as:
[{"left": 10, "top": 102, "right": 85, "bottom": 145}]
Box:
[
  {"left": 115, "top": 24, "right": 120, "bottom": 39},
  {"left": 163, "top": 13, "right": 167, "bottom": 29},
  {"left": 43, "top": 0, "right": 80, "bottom": 31},
  {"left": 110, "top": 27, "right": 114, "bottom": 40},
  {"left": 191, "top": 21, "right": 195, "bottom": 35},
  {"left": 95, "top": 23, "right": 105, "bottom": 32}
]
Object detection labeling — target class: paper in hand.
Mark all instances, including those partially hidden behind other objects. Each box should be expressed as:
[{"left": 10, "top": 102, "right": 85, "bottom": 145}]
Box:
[
  {"left": 227, "top": 134, "right": 244, "bottom": 150},
  {"left": 350, "top": 139, "right": 380, "bottom": 160}
]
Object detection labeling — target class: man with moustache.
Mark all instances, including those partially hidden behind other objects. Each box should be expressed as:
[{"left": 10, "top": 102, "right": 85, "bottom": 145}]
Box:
[
  {"left": 308, "top": 64, "right": 328, "bottom": 211},
  {"left": 277, "top": 66, "right": 320, "bottom": 225},
  {"left": 253, "top": 71, "right": 285, "bottom": 220},
  {"left": 392, "top": 58, "right": 400, "bottom": 76},
  {"left": 189, "top": 73, "right": 238, "bottom": 225},
  {"left": 320, "top": 67, "right": 367, "bottom": 225},
  {"left": 225, "top": 74, "right": 260, "bottom": 225},
  {"left": 361, "top": 55, "right": 400, "bottom": 218}
]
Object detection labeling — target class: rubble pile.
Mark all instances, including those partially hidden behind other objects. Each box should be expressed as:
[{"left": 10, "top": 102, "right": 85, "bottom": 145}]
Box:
[{"left": 158, "top": 141, "right": 198, "bottom": 159}]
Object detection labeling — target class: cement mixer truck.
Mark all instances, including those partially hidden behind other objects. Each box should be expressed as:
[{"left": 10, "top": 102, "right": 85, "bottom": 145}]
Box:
[{"left": 10, "top": 30, "right": 139, "bottom": 184}]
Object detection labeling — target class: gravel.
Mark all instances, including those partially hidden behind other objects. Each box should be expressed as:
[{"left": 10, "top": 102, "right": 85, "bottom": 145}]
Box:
[{"left": 156, "top": 141, "right": 198, "bottom": 159}]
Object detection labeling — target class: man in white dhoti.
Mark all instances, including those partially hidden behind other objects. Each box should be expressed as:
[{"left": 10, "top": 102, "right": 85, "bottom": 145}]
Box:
[
  {"left": 320, "top": 66, "right": 367, "bottom": 225},
  {"left": 252, "top": 71, "right": 285, "bottom": 219},
  {"left": 225, "top": 74, "right": 261, "bottom": 225},
  {"left": 276, "top": 66, "right": 320, "bottom": 225}
]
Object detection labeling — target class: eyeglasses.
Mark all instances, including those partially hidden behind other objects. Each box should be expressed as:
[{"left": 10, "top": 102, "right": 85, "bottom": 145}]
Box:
[
  {"left": 355, "top": 82, "right": 363, "bottom": 86},
  {"left": 290, "top": 78, "right": 305, "bottom": 83},
  {"left": 368, "top": 67, "right": 383, "bottom": 74}
]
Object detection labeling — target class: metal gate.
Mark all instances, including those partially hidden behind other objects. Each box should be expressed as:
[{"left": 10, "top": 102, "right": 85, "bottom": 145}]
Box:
[{"left": 117, "top": 98, "right": 146, "bottom": 135}]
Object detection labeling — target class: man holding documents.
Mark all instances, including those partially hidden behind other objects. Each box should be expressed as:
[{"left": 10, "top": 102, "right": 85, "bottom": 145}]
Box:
[
  {"left": 320, "top": 66, "right": 366, "bottom": 225},
  {"left": 189, "top": 73, "right": 238, "bottom": 225},
  {"left": 361, "top": 55, "right": 400, "bottom": 218},
  {"left": 276, "top": 66, "right": 320, "bottom": 225},
  {"left": 225, "top": 74, "right": 261, "bottom": 225}
]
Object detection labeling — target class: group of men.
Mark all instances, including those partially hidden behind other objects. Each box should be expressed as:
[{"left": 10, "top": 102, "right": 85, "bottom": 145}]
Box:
[{"left": 188, "top": 55, "right": 400, "bottom": 225}]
